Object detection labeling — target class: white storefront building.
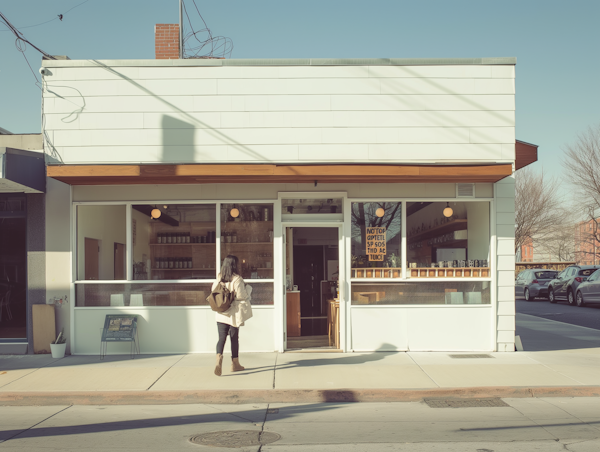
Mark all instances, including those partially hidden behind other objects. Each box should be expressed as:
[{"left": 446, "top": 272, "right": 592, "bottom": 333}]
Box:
[{"left": 40, "top": 56, "right": 528, "bottom": 355}]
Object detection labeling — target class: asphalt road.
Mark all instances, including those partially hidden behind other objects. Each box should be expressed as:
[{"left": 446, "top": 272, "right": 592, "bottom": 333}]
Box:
[
  {"left": 1, "top": 399, "right": 600, "bottom": 451},
  {"left": 516, "top": 295, "right": 600, "bottom": 331}
]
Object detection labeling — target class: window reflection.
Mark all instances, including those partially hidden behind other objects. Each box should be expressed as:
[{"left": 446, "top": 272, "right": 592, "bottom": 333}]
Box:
[{"left": 351, "top": 202, "right": 402, "bottom": 278}]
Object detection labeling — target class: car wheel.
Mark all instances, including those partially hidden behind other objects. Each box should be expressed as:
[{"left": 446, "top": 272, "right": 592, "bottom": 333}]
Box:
[
  {"left": 525, "top": 289, "right": 533, "bottom": 301},
  {"left": 549, "top": 288, "right": 557, "bottom": 303},
  {"left": 567, "top": 289, "right": 575, "bottom": 306},
  {"left": 576, "top": 291, "right": 586, "bottom": 307}
]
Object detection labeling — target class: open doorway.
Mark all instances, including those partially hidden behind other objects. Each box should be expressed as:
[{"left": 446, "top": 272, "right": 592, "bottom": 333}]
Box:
[{"left": 285, "top": 227, "right": 340, "bottom": 351}]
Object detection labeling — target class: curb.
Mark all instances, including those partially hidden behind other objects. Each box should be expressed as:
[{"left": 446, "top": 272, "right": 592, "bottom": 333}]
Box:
[{"left": 2, "top": 386, "right": 600, "bottom": 406}]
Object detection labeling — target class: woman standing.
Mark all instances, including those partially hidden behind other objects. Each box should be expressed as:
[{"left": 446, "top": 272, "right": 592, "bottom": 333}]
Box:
[{"left": 212, "top": 255, "right": 253, "bottom": 376}]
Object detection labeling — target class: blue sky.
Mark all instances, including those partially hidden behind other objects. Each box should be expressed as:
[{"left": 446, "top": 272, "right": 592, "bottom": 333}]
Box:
[{"left": 1, "top": 0, "right": 599, "bottom": 181}]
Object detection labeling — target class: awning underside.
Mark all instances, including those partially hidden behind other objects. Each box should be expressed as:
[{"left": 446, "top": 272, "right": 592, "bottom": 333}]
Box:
[{"left": 47, "top": 163, "right": 513, "bottom": 185}]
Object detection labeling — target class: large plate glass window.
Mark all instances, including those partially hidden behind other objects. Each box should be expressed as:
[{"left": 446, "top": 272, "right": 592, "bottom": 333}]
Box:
[
  {"left": 132, "top": 204, "right": 216, "bottom": 281},
  {"left": 351, "top": 281, "right": 491, "bottom": 305},
  {"left": 76, "top": 205, "right": 127, "bottom": 281},
  {"left": 220, "top": 203, "right": 274, "bottom": 280},
  {"left": 406, "top": 201, "right": 490, "bottom": 278},
  {"left": 351, "top": 202, "right": 402, "bottom": 278}
]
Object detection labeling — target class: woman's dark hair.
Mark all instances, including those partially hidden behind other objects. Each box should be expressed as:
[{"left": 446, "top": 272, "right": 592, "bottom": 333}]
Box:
[{"left": 220, "top": 255, "right": 239, "bottom": 282}]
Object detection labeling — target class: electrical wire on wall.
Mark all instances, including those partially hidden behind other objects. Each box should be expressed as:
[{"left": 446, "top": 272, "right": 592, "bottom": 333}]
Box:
[{"left": 182, "top": 0, "right": 233, "bottom": 59}]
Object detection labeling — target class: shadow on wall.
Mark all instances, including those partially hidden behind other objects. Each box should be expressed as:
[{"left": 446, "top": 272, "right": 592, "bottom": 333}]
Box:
[{"left": 161, "top": 115, "right": 195, "bottom": 163}]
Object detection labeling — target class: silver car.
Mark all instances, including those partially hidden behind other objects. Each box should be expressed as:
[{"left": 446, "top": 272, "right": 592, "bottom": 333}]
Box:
[
  {"left": 515, "top": 269, "right": 558, "bottom": 301},
  {"left": 575, "top": 269, "right": 600, "bottom": 307}
]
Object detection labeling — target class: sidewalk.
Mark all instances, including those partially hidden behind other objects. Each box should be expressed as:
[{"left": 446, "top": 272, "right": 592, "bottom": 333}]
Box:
[{"left": 1, "top": 314, "right": 600, "bottom": 405}]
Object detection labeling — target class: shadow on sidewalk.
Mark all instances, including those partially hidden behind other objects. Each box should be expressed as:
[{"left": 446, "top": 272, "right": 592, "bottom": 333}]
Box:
[
  {"left": 0, "top": 403, "right": 343, "bottom": 443},
  {"left": 223, "top": 344, "right": 399, "bottom": 377}
]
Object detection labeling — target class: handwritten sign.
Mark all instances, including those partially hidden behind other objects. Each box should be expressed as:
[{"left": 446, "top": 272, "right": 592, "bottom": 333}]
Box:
[
  {"left": 366, "top": 227, "right": 386, "bottom": 261},
  {"left": 101, "top": 315, "right": 138, "bottom": 342}
]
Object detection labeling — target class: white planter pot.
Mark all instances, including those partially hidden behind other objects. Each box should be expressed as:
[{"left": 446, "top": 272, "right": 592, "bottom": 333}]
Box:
[{"left": 50, "top": 343, "right": 66, "bottom": 358}]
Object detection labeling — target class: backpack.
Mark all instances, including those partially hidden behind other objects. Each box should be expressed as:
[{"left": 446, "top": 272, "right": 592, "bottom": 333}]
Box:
[{"left": 207, "top": 282, "right": 235, "bottom": 312}]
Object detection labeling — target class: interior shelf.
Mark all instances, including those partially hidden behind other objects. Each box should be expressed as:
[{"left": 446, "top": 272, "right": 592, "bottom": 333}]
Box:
[{"left": 408, "top": 219, "right": 467, "bottom": 243}]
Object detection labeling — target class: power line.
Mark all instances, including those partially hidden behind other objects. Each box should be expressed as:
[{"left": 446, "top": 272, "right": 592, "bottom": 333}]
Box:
[
  {"left": 0, "top": 0, "right": 92, "bottom": 31},
  {"left": 0, "top": 11, "right": 56, "bottom": 59},
  {"left": 181, "top": 0, "right": 233, "bottom": 59}
]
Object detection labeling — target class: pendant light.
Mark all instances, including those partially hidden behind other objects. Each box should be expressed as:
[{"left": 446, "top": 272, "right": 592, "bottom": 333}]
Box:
[
  {"left": 230, "top": 205, "right": 240, "bottom": 218},
  {"left": 375, "top": 207, "right": 385, "bottom": 218},
  {"left": 150, "top": 206, "right": 162, "bottom": 219},
  {"left": 443, "top": 202, "right": 453, "bottom": 218}
]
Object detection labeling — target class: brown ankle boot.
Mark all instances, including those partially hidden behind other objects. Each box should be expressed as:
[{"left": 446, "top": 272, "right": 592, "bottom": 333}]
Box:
[
  {"left": 214, "top": 354, "right": 223, "bottom": 376},
  {"left": 231, "top": 357, "right": 245, "bottom": 372}
]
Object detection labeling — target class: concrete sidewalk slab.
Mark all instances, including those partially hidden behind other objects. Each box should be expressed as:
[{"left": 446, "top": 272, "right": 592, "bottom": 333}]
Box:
[
  {"left": 1, "top": 315, "right": 600, "bottom": 404},
  {"left": 420, "top": 363, "right": 582, "bottom": 387},
  {"left": 149, "top": 353, "right": 276, "bottom": 391},
  {"left": 274, "top": 352, "right": 437, "bottom": 389}
]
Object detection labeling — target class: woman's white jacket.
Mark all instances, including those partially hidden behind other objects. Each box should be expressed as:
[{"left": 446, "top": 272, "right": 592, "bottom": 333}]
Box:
[{"left": 211, "top": 274, "right": 253, "bottom": 327}]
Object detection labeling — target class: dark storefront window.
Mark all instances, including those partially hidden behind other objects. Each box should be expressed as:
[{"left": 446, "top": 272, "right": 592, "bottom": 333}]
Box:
[{"left": 0, "top": 195, "right": 27, "bottom": 339}]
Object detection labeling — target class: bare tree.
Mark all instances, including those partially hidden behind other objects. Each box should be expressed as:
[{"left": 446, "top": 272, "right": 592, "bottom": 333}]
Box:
[
  {"left": 563, "top": 123, "right": 600, "bottom": 263},
  {"left": 515, "top": 167, "right": 566, "bottom": 254},
  {"left": 536, "top": 224, "right": 577, "bottom": 262}
]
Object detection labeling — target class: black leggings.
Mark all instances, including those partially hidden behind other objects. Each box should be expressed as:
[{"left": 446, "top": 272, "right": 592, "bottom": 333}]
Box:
[{"left": 216, "top": 322, "right": 239, "bottom": 358}]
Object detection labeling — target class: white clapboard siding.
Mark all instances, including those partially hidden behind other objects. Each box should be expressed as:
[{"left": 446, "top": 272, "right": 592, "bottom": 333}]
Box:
[
  {"left": 368, "top": 66, "right": 493, "bottom": 78},
  {"left": 331, "top": 95, "right": 515, "bottom": 111},
  {"left": 43, "top": 63, "right": 516, "bottom": 164}
]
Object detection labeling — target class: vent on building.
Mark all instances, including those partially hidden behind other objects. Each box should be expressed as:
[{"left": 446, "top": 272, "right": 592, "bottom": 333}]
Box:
[{"left": 456, "top": 183, "right": 475, "bottom": 198}]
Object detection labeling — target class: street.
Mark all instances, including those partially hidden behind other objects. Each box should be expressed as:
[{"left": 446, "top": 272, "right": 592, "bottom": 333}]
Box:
[
  {"left": 1, "top": 398, "right": 600, "bottom": 451},
  {"left": 516, "top": 296, "right": 600, "bottom": 331}
]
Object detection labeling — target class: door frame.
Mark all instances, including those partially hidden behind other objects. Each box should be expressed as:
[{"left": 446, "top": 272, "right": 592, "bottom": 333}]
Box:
[{"left": 281, "top": 222, "right": 345, "bottom": 351}]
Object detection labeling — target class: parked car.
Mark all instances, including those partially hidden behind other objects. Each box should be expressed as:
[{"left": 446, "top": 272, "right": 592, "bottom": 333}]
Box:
[
  {"left": 575, "top": 269, "right": 600, "bottom": 307},
  {"left": 548, "top": 265, "right": 600, "bottom": 305},
  {"left": 515, "top": 269, "right": 558, "bottom": 301}
]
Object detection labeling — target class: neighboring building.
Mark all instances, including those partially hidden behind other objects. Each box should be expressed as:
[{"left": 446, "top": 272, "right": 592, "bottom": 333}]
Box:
[
  {"left": 34, "top": 27, "right": 536, "bottom": 355},
  {"left": 575, "top": 219, "right": 599, "bottom": 265},
  {"left": 519, "top": 237, "right": 534, "bottom": 262},
  {"left": 0, "top": 132, "right": 46, "bottom": 354}
]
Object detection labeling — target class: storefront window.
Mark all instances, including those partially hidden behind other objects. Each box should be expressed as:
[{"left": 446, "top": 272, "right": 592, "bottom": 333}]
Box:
[
  {"left": 351, "top": 202, "right": 402, "bottom": 278},
  {"left": 75, "top": 281, "right": 274, "bottom": 306},
  {"left": 77, "top": 205, "right": 127, "bottom": 281},
  {"left": 133, "top": 204, "right": 217, "bottom": 281},
  {"left": 351, "top": 281, "right": 491, "bottom": 305},
  {"left": 220, "top": 203, "right": 274, "bottom": 280},
  {"left": 406, "top": 201, "right": 490, "bottom": 277}
]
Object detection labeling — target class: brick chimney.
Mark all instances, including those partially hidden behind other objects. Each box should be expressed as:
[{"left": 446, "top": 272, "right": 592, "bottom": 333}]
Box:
[{"left": 155, "top": 24, "right": 180, "bottom": 59}]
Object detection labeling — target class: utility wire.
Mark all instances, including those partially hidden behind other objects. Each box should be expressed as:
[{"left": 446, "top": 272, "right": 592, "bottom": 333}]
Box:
[
  {"left": 0, "top": 0, "right": 92, "bottom": 31},
  {"left": 0, "top": 11, "right": 56, "bottom": 59}
]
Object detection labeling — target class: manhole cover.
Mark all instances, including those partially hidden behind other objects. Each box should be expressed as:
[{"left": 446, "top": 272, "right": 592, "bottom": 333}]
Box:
[
  {"left": 190, "top": 430, "right": 281, "bottom": 448},
  {"left": 448, "top": 354, "right": 494, "bottom": 359},
  {"left": 424, "top": 398, "right": 509, "bottom": 408}
]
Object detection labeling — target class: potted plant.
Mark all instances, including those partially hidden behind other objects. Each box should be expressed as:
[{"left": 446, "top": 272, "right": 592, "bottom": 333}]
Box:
[{"left": 50, "top": 328, "right": 67, "bottom": 358}]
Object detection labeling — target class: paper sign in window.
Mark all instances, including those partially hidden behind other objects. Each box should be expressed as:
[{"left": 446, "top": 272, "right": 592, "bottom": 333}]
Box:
[{"left": 366, "top": 227, "right": 386, "bottom": 261}]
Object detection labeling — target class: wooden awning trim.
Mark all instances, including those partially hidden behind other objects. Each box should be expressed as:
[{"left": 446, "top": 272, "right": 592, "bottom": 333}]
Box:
[{"left": 47, "top": 163, "right": 513, "bottom": 185}]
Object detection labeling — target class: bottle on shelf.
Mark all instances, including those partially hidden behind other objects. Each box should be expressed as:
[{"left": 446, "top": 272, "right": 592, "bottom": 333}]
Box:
[
  {"left": 157, "top": 233, "right": 162, "bottom": 244},
  {"left": 185, "top": 232, "right": 190, "bottom": 243},
  {"left": 166, "top": 233, "right": 172, "bottom": 244}
]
